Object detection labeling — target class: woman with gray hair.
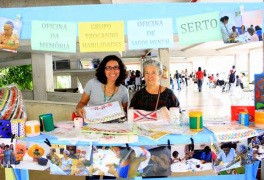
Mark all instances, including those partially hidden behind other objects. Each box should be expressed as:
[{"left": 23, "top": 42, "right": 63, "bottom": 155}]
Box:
[{"left": 129, "top": 60, "right": 179, "bottom": 111}]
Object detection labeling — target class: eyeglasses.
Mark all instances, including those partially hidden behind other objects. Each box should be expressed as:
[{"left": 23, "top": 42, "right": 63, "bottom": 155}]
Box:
[{"left": 105, "top": 66, "right": 120, "bottom": 71}]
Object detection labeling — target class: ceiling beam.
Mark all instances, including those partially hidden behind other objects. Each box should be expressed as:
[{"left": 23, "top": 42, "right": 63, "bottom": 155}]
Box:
[
  {"left": 216, "top": 43, "right": 245, "bottom": 51},
  {"left": 99, "top": 0, "right": 113, "bottom": 4},
  {"left": 181, "top": 43, "right": 204, "bottom": 52}
]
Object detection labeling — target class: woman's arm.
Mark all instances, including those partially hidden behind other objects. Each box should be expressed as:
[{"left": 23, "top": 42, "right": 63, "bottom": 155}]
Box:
[{"left": 76, "top": 92, "right": 90, "bottom": 118}]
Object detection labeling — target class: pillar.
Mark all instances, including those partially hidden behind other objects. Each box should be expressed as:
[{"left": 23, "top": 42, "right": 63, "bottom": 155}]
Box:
[
  {"left": 70, "top": 58, "right": 79, "bottom": 89},
  {"left": 32, "top": 53, "right": 54, "bottom": 101},
  {"left": 158, "top": 48, "right": 170, "bottom": 88}
]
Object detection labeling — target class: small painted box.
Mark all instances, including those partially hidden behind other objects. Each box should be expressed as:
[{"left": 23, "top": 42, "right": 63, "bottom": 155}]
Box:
[
  {"left": 255, "top": 110, "right": 264, "bottom": 125},
  {"left": 0, "top": 120, "right": 12, "bottom": 138},
  {"left": 11, "top": 119, "right": 26, "bottom": 138},
  {"left": 238, "top": 112, "right": 249, "bottom": 126},
  {"left": 189, "top": 111, "right": 203, "bottom": 131}
]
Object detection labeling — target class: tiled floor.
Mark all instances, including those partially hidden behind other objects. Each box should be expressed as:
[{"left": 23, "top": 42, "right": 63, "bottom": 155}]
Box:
[{"left": 173, "top": 81, "right": 254, "bottom": 122}]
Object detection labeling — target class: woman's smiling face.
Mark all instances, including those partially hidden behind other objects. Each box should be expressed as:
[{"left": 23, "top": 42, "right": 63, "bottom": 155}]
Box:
[{"left": 104, "top": 60, "right": 120, "bottom": 83}]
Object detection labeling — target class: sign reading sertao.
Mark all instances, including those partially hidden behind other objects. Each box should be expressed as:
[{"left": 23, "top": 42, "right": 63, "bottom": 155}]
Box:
[{"left": 176, "top": 12, "right": 222, "bottom": 45}]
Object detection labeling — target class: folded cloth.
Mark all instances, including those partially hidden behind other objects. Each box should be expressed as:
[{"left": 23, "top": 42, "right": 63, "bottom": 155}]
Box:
[{"left": 55, "top": 121, "right": 74, "bottom": 129}]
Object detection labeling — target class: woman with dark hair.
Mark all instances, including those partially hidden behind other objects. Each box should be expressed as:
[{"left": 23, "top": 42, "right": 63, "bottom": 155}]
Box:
[
  {"left": 129, "top": 59, "right": 179, "bottom": 111},
  {"left": 76, "top": 55, "right": 129, "bottom": 117},
  {"left": 220, "top": 16, "right": 231, "bottom": 43}
]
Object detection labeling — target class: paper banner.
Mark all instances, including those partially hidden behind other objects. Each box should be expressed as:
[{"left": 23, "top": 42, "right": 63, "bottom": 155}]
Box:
[
  {"left": 31, "top": 20, "right": 76, "bottom": 53},
  {"left": 127, "top": 18, "right": 173, "bottom": 50},
  {"left": 0, "top": 17, "right": 22, "bottom": 53},
  {"left": 176, "top": 12, "right": 222, "bottom": 45},
  {"left": 78, "top": 21, "right": 125, "bottom": 52}
]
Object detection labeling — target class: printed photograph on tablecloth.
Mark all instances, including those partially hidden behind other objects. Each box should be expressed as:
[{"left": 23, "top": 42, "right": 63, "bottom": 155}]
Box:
[
  {"left": 171, "top": 143, "right": 214, "bottom": 175},
  {"left": 92, "top": 145, "right": 171, "bottom": 178},
  {"left": 220, "top": 10, "right": 262, "bottom": 43},
  {"left": 248, "top": 135, "right": 264, "bottom": 162},
  {"left": 255, "top": 73, "right": 264, "bottom": 110},
  {"left": 213, "top": 141, "right": 255, "bottom": 175},
  {"left": 0, "top": 17, "right": 22, "bottom": 53},
  {"left": 205, "top": 124, "right": 257, "bottom": 142},
  {"left": 49, "top": 144, "right": 92, "bottom": 176},
  {"left": 0, "top": 138, "right": 16, "bottom": 168},
  {"left": 15, "top": 139, "right": 50, "bottom": 171},
  {"left": 84, "top": 101, "right": 126, "bottom": 123}
]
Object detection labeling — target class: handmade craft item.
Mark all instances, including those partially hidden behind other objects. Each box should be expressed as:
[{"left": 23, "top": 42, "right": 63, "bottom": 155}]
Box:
[
  {"left": 25, "top": 120, "right": 40, "bottom": 137},
  {"left": 128, "top": 107, "right": 171, "bottom": 123},
  {"left": 84, "top": 101, "right": 125, "bottom": 123},
  {"left": 0, "top": 85, "right": 27, "bottom": 120},
  {"left": 238, "top": 112, "right": 249, "bottom": 126},
  {"left": 231, "top": 106, "right": 254, "bottom": 123},
  {"left": 28, "top": 144, "right": 45, "bottom": 161},
  {"left": 0, "top": 119, "right": 12, "bottom": 138},
  {"left": 255, "top": 110, "right": 264, "bottom": 125},
  {"left": 189, "top": 110, "right": 203, "bottom": 131},
  {"left": 11, "top": 119, "right": 26, "bottom": 138},
  {"left": 205, "top": 124, "right": 257, "bottom": 142},
  {"left": 74, "top": 117, "right": 83, "bottom": 129},
  {"left": 39, "top": 113, "right": 55, "bottom": 132},
  {"left": 15, "top": 143, "right": 27, "bottom": 161}
]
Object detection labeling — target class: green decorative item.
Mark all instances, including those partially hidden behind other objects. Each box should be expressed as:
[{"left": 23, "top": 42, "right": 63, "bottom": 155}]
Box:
[
  {"left": 189, "top": 111, "right": 203, "bottom": 131},
  {"left": 39, "top": 113, "right": 55, "bottom": 132}
]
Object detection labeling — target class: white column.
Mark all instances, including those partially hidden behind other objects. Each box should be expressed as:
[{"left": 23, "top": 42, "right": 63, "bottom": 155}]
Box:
[
  {"left": 32, "top": 53, "right": 54, "bottom": 101},
  {"left": 70, "top": 58, "right": 79, "bottom": 88},
  {"left": 248, "top": 53, "right": 251, "bottom": 82},
  {"left": 158, "top": 48, "right": 170, "bottom": 88}
]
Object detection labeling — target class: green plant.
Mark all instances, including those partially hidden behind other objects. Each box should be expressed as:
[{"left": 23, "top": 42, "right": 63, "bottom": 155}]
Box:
[{"left": 0, "top": 65, "right": 33, "bottom": 90}]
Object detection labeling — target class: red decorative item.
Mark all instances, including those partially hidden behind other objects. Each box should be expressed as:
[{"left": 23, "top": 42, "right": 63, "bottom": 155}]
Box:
[
  {"left": 71, "top": 112, "right": 84, "bottom": 122},
  {"left": 231, "top": 106, "right": 255, "bottom": 122}
]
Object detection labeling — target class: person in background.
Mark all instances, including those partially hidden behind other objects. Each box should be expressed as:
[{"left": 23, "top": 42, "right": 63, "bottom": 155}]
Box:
[
  {"left": 129, "top": 60, "right": 180, "bottom": 111},
  {"left": 184, "top": 69, "right": 188, "bottom": 86},
  {"left": 214, "top": 143, "right": 236, "bottom": 166},
  {"left": 76, "top": 55, "right": 129, "bottom": 117},
  {"left": 251, "top": 136, "right": 261, "bottom": 148},
  {"left": 196, "top": 67, "right": 204, "bottom": 92},
  {"left": 135, "top": 70, "right": 142, "bottom": 91},
  {"left": 0, "top": 21, "right": 19, "bottom": 51},
  {"left": 226, "top": 144, "right": 254, "bottom": 168},
  {"left": 229, "top": 65, "right": 236, "bottom": 96},
  {"left": 171, "top": 151, "right": 181, "bottom": 163},
  {"left": 220, "top": 16, "right": 231, "bottom": 43},
  {"left": 255, "top": 25, "right": 262, "bottom": 41},
  {"left": 200, "top": 146, "right": 212, "bottom": 164},
  {"left": 247, "top": 28, "right": 259, "bottom": 42},
  {"left": 175, "top": 70, "right": 181, "bottom": 91},
  {"left": 3, "top": 145, "right": 12, "bottom": 168},
  {"left": 170, "top": 74, "right": 174, "bottom": 90}
]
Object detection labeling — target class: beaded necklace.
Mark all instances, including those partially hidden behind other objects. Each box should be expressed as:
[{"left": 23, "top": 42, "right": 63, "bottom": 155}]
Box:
[{"left": 104, "top": 85, "right": 116, "bottom": 102}]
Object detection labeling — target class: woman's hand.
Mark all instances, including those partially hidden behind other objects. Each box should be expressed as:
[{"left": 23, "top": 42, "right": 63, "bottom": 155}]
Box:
[{"left": 76, "top": 107, "right": 85, "bottom": 118}]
